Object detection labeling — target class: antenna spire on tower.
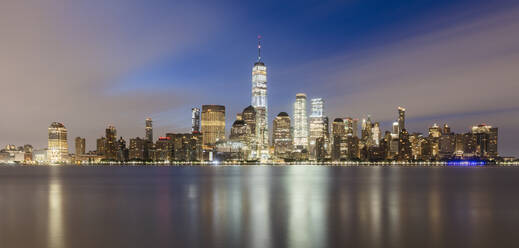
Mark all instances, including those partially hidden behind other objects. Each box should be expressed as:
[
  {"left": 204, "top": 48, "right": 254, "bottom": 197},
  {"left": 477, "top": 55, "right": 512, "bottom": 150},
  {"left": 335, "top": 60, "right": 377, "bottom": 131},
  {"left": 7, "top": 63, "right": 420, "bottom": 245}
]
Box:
[{"left": 257, "top": 35, "right": 262, "bottom": 62}]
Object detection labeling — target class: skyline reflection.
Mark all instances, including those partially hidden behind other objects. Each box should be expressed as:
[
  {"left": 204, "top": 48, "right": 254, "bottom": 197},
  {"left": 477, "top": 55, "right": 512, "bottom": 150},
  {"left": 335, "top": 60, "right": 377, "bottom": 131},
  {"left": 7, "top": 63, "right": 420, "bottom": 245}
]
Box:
[{"left": 1, "top": 166, "right": 519, "bottom": 248}]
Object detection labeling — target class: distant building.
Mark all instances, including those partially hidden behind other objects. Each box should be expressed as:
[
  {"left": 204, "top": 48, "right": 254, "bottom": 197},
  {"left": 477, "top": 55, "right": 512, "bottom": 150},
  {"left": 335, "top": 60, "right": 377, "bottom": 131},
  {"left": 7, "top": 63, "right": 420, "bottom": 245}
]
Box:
[
  {"left": 129, "top": 137, "right": 145, "bottom": 161},
  {"left": 201, "top": 105, "right": 226, "bottom": 148},
  {"left": 116, "top": 137, "right": 128, "bottom": 162},
  {"left": 166, "top": 133, "right": 202, "bottom": 161},
  {"left": 272, "top": 112, "right": 292, "bottom": 159},
  {"left": 96, "top": 137, "right": 106, "bottom": 156},
  {"left": 47, "top": 122, "right": 68, "bottom": 163},
  {"left": 398, "top": 129, "right": 412, "bottom": 161},
  {"left": 145, "top": 118, "right": 153, "bottom": 142},
  {"left": 331, "top": 118, "right": 345, "bottom": 161},
  {"left": 398, "top": 107, "right": 406, "bottom": 132},
  {"left": 293, "top": 93, "right": 308, "bottom": 151},
  {"left": 75, "top": 137, "right": 86, "bottom": 155},
  {"left": 105, "top": 125, "right": 117, "bottom": 160},
  {"left": 251, "top": 37, "right": 269, "bottom": 161},
  {"left": 191, "top": 108, "right": 201, "bottom": 133},
  {"left": 471, "top": 124, "right": 498, "bottom": 159},
  {"left": 309, "top": 98, "right": 326, "bottom": 160}
]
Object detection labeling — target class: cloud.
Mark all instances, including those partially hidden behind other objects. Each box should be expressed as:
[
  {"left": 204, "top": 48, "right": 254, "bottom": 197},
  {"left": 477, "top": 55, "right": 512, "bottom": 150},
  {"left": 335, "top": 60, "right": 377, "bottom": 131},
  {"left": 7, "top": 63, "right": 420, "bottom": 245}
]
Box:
[
  {"left": 278, "top": 6, "right": 519, "bottom": 155},
  {"left": 0, "top": 0, "right": 226, "bottom": 150}
]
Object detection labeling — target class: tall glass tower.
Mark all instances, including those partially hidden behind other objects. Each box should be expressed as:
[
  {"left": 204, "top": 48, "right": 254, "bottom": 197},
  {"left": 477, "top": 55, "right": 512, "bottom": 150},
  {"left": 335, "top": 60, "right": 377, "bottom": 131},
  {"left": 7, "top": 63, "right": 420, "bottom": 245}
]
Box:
[
  {"left": 293, "top": 93, "right": 308, "bottom": 150},
  {"left": 251, "top": 36, "right": 269, "bottom": 161}
]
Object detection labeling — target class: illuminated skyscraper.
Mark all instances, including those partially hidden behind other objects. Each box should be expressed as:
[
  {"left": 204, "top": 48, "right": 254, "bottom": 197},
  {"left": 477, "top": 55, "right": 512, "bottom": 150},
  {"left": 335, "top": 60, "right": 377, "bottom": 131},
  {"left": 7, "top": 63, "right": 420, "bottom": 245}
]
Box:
[
  {"left": 96, "top": 137, "right": 106, "bottom": 156},
  {"left": 47, "top": 122, "right": 68, "bottom": 163},
  {"left": 309, "top": 98, "right": 326, "bottom": 160},
  {"left": 372, "top": 122, "right": 381, "bottom": 147},
  {"left": 145, "top": 118, "right": 153, "bottom": 142},
  {"left": 251, "top": 36, "right": 269, "bottom": 161},
  {"left": 105, "top": 125, "right": 117, "bottom": 160},
  {"left": 191, "top": 107, "right": 201, "bottom": 133},
  {"left": 201, "top": 105, "right": 226, "bottom": 148},
  {"left": 75, "top": 137, "right": 85, "bottom": 155},
  {"left": 273, "top": 112, "right": 292, "bottom": 158},
  {"left": 398, "top": 106, "right": 406, "bottom": 132},
  {"left": 293, "top": 93, "right": 308, "bottom": 150},
  {"left": 332, "top": 118, "right": 346, "bottom": 161},
  {"left": 471, "top": 124, "right": 498, "bottom": 159}
]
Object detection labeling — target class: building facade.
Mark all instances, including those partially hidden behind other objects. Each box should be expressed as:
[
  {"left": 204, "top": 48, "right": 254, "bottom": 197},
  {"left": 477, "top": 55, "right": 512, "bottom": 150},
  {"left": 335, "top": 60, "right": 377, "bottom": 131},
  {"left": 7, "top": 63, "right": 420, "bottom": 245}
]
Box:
[
  {"left": 47, "top": 122, "right": 68, "bottom": 163},
  {"left": 293, "top": 93, "right": 308, "bottom": 151},
  {"left": 201, "top": 105, "right": 226, "bottom": 148}
]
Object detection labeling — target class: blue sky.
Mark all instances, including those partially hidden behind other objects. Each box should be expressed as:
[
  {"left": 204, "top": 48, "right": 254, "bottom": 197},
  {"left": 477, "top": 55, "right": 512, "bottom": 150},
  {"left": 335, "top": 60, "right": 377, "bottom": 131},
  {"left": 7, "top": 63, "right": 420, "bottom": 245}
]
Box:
[{"left": 1, "top": 0, "right": 519, "bottom": 156}]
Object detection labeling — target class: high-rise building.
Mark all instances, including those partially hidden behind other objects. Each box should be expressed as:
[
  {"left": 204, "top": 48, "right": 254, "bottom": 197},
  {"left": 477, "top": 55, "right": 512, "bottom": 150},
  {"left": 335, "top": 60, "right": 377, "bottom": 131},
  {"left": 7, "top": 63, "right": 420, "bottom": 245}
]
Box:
[
  {"left": 372, "top": 122, "right": 381, "bottom": 147},
  {"left": 116, "top": 137, "right": 128, "bottom": 162},
  {"left": 166, "top": 133, "right": 203, "bottom": 161},
  {"left": 361, "top": 116, "right": 373, "bottom": 148},
  {"left": 75, "top": 137, "right": 86, "bottom": 155},
  {"left": 251, "top": 36, "right": 269, "bottom": 161},
  {"left": 293, "top": 93, "right": 308, "bottom": 151},
  {"left": 471, "top": 124, "right": 498, "bottom": 159},
  {"left": 241, "top": 105, "right": 257, "bottom": 157},
  {"left": 145, "top": 118, "right": 153, "bottom": 142},
  {"left": 96, "top": 137, "right": 106, "bottom": 156},
  {"left": 191, "top": 107, "right": 201, "bottom": 133},
  {"left": 47, "top": 122, "right": 68, "bottom": 163},
  {"left": 105, "top": 125, "right": 117, "bottom": 160},
  {"left": 429, "top": 123, "right": 441, "bottom": 138},
  {"left": 129, "top": 137, "right": 145, "bottom": 160},
  {"left": 398, "top": 107, "right": 406, "bottom": 132},
  {"left": 398, "top": 129, "right": 412, "bottom": 161},
  {"left": 201, "top": 105, "right": 226, "bottom": 148},
  {"left": 309, "top": 98, "right": 326, "bottom": 160},
  {"left": 273, "top": 112, "right": 292, "bottom": 158},
  {"left": 392, "top": 122, "right": 399, "bottom": 135},
  {"left": 332, "top": 118, "right": 346, "bottom": 161},
  {"left": 230, "top": 118, "right": 251, "bottom": 143}
]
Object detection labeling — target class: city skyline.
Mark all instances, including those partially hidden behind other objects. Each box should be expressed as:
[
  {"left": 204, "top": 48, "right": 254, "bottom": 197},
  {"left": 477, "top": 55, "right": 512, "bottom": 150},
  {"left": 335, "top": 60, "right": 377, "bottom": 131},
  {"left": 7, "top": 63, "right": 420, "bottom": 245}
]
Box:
[{"left": 1, "top": 1, "right": 519, "bottom": 156}]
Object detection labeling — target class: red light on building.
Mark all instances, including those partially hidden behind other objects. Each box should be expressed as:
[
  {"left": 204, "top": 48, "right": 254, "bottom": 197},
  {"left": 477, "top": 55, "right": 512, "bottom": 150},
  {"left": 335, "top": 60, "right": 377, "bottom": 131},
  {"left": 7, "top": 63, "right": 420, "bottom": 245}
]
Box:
[{"left": 158, "top": 137, "right": 171, "bottom": 140}]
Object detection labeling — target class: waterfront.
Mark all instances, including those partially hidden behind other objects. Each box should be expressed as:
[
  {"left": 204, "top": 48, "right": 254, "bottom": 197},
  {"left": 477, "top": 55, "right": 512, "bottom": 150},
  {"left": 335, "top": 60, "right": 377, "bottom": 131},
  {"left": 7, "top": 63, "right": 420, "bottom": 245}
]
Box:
[{"left": 1, "top": 166, "right": 519, "bottom": 248}]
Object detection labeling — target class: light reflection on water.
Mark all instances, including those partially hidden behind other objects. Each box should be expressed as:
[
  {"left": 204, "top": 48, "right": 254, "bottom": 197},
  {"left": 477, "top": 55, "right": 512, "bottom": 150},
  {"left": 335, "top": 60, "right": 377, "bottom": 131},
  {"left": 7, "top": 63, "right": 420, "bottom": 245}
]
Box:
[{"left": 1, "top": 166, "right": 519, "bottom": 248}]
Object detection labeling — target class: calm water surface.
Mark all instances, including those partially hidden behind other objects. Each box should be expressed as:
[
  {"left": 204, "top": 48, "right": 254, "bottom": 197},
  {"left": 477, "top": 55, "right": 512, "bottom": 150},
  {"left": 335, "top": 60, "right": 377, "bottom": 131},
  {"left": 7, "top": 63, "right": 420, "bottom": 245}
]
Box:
[{"left": 1, "top": 165, "right": 518, "bottom": 248}]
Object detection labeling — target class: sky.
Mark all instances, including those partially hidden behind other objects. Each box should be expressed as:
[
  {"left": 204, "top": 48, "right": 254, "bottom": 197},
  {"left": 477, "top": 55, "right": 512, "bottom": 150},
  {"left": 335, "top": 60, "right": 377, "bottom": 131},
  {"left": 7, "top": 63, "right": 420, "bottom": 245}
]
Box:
[{"left": 1, "top": 0, "right": 518, "bottom": 156}]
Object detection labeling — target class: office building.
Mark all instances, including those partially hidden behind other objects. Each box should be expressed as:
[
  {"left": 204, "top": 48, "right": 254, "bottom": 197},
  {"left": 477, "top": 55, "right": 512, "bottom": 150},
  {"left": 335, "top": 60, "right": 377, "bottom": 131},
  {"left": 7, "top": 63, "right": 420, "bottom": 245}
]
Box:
[
  {"left": 75, "top": 137, "right": 85, "bottom": 155},
  {"left": 192, "top": 108, "right": 201, "bottom": 133},
  {"left": 105, "top": 125, "right": 117, "bottom": 160},
  {"left": 272, "top": 112, "right": 292, "bottom": 158},
  {"left": 201, "top": 105, "right": 226, "bottom": 148},
  {"left": 47, "top": 122, "right": 68, "bottom": 163},
  {"left": 293, "top": 93, "right": 308, "bottom": 150},
  {"left": 145, "top": 118, "right": 153, "bottom": 142},
  {"left": 251, "top": 37, "right": 269, "bottom": 161}
]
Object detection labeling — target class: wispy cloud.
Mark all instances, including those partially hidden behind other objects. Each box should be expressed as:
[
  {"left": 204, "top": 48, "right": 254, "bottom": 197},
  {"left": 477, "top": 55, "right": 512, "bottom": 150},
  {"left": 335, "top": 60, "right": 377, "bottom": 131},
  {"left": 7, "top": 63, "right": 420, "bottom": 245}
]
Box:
[{"left": 0, "top": 0, "right": 227, "bottom": 148}]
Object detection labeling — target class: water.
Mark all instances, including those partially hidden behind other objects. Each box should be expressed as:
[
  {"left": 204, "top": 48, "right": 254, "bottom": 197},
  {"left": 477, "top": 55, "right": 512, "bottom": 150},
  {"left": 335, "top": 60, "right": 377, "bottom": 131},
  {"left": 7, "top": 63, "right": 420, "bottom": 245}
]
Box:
[{"left": 1, "top": 165, "right": 518, "bottom": 248}]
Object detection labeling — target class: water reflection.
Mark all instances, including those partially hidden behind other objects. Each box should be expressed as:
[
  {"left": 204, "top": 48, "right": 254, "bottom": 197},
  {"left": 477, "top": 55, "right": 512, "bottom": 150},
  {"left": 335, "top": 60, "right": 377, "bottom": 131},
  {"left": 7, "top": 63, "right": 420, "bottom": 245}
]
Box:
[
  {"left": 47, "top": 168, "right": 65, "bottom": 248},
  {"left": 1, "top": 166, "right": 519, "bottom": 248}
]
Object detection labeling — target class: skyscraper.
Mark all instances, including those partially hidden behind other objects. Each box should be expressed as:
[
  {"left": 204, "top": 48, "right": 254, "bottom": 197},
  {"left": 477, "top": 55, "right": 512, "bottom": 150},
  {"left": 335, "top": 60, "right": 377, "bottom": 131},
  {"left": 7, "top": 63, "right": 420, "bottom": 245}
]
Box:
[
  {"left": 201, "top": 105, "right": 226, "bottom": 148},
  {"left": 251, "top": 36, "right": 269, "bottom": 161},
  {"left": 191, "top": 107, "right": 201, "bottom": 133},
  {"left": 47, "top": 122, "right": 68, "bottom": 163},
  {"left": 331, "top": 118, "right": 346, "bottom": 161},
  {"left": 309, "top": 98, "right": 326, "bottom": 160},
  {"left": 273, "top": 112, "right": 292, "bottom": 158},
  {"left": 398, "top": 106, "right": 406, "bottom": 132},
  {"left": 471, "top": 124, "right": 498, "bottom": 159},
  {"left": 75, "top": 137, "right": 85, "bottom": 155},
  {"left": 105, "top": 125, "right": 117, "bottom": 160},
  {"left": 145, "top": 118, "right": 153, "bottom": 142},
  {"left": 96, "top": 137, "right": 106, "bottom": 156},
  {"left": 293, "top": 93, "right": 308, "bottom": 151}
]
